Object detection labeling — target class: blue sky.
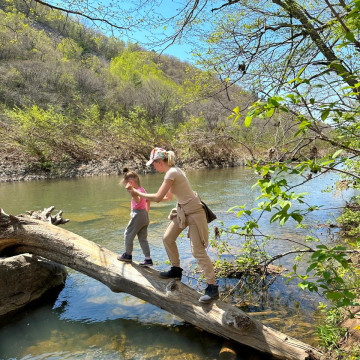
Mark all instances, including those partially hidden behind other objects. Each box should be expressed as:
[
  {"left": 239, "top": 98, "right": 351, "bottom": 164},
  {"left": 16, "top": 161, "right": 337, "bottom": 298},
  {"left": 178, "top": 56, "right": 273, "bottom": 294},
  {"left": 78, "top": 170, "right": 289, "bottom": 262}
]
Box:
[
  {"left": 117, "top": 1, "right": 204, "bottom": 63},
  {"left": 76, "top": 0, "right": 216, "bottom": 64},
  {"left": 123, "top": 29, "right": 196, "bottom": 63}
]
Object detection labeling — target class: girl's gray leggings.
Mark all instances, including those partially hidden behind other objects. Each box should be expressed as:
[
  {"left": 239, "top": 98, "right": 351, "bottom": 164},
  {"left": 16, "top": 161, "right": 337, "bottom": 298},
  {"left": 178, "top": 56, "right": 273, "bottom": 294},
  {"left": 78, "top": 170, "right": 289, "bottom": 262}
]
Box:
[{"left": 124, "top": 209, "right": 150, "bottom": 257}]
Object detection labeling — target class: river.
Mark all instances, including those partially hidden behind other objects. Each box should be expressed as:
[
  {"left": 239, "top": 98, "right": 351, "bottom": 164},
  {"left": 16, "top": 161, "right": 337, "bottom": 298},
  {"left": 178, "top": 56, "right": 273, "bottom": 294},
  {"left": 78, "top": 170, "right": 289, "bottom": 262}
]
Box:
[{"left": 0, "top": 167, "right": 355, "bottom": 359}]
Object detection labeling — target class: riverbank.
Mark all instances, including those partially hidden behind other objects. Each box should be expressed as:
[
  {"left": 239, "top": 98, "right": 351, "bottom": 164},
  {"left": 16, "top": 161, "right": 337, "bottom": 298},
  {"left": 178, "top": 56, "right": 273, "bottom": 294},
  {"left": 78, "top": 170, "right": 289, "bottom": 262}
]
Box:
[{"left": 0, "top": 156, "right": 246, "bottom": 183}]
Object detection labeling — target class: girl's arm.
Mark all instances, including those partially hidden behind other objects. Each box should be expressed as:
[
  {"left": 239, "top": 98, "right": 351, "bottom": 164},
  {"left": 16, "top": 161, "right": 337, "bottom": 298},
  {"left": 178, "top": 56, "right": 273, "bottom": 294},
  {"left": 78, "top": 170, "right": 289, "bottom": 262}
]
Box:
[
  {"left": 128, "top": 179, "right": 173, "bottom": 203},
  {"left": 145, "top": 200, "right": 150, "bottom": 212}
]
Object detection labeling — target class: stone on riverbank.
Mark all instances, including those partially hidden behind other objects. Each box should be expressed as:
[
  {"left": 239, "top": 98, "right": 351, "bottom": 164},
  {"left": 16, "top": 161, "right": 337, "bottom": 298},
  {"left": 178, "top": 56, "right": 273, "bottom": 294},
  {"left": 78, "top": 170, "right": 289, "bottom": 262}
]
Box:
[{"left": 0, "top": 156, "right": 245, "bottom": 183}]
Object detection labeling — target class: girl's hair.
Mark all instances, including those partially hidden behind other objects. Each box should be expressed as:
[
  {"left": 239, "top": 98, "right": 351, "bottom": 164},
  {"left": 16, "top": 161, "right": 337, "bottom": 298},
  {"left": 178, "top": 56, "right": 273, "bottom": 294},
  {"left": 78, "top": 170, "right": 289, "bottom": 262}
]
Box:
[
  {"left": 121, "top": 168, "right": 140, "bottom": 186},
  {"left": 164, "top": 150, "right": 176, "bottom": 167}
]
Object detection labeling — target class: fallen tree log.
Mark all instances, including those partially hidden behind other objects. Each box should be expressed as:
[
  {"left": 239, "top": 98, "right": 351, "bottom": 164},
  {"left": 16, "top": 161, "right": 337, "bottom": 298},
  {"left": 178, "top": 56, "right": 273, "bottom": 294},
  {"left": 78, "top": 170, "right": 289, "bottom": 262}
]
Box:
[{"left": 0, "top": 207, "right": 323, "bottom": 360}]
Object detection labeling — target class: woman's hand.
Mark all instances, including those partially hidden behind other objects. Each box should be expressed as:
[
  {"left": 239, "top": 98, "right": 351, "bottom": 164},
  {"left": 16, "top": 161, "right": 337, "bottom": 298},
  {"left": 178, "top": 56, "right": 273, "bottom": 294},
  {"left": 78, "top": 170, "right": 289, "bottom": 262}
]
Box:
[
  {"left": 126, "top": 183, "right": 138, "bottom": 197},
  {"left": 124, "top": 179, "right": 173, "bottom": 202},
  {"left": 125, "top": 183, "right": 133, "bottom": 191}
]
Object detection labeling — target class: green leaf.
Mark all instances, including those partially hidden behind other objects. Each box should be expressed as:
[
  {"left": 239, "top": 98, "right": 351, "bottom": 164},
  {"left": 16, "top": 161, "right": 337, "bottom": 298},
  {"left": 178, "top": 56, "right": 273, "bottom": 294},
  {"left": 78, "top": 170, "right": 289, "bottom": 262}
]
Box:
[
  {"left": 321, "top": 159, "right": 335, "bottom": 166},
  {"left": 332, "top": 149, "right": 343, "bottom": 159},
  {"left": 291, "top": 213, "right": 303, "bottom": 224},
  {"left": 321, "top": 109, "right": 330, "bottom": 121},
  {"left": 296, "top": 66, "right": 306, "bottom": 78},
  {"left": 227, "top": 205, "right": 244, "bottom": 212},
  {"left": 326, "top": 291, "right": 343, "bottom": 300},
  {"left": 232, "top": 114, "right": 241, "bottom": 125},
  {"left": 237, "top": 210, "right": 244, "bottom": 218},
  {"left": 344, "top": 290, "right": 356, "bottom": 299},
  {"left": 316, "top": 245, "right": 328, "bottom": 250},
  {"left": 306, "top": 262, "right": 317, "bottom": 273},
  {"left": 230, "top": 224, "right": 240, "bottom": 233},
  {"left": 299, "top": 120, "right": 311, "bottom": 130},
  {"left": 333, "top": 245, "right": 347, "bottom": 251},
  {"left": 279, "top": 215, "right": 289, "bottom": 226},
  {"left": 266, "top": 107, "right": 275, "bottom": 117},
  {"left": 298, "top": 282, "right": 309, "bottom": 290},
  {"left": 244, "top": 115, "right": 252, "bottom": 127},
  {"left": 345, "top": 32, "right": 356, "bottom": 42},
  {"left": 323, "top": 271, "right": 331, "bottom": 281}
]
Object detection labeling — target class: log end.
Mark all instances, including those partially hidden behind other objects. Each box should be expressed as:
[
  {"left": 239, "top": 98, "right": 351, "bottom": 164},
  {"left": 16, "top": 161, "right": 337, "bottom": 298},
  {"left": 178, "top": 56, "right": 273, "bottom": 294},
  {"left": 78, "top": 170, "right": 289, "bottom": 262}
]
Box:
[{"left": 219, "top": 341, "right": 237, "bottom": 360}]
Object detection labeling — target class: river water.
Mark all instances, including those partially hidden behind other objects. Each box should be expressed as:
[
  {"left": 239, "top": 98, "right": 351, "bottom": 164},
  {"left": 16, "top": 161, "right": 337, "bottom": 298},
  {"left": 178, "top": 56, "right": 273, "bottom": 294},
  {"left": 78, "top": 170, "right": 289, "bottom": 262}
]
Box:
[{"left": 0, "top": 167, "right": 355, "bottom": 359}]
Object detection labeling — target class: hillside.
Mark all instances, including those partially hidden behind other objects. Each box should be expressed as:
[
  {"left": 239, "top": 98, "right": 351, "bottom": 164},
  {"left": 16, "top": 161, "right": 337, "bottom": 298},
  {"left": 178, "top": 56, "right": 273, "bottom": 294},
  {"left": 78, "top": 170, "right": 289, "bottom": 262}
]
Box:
[{"left": 0, "top": 0, "right": 320, "bottom": 181}]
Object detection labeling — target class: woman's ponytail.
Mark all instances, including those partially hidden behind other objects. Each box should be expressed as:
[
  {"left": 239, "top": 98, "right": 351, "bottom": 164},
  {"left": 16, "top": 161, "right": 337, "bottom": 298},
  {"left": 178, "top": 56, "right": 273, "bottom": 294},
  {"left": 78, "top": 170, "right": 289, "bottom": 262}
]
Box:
[{"left": 166, "top": 150, "right": 176, "bottom": 167}]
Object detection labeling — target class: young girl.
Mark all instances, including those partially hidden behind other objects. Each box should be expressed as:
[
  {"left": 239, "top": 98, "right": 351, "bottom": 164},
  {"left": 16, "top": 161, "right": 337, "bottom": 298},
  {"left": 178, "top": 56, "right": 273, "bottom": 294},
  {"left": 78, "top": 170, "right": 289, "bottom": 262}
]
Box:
[
  {"left": 126, "top": 148, "right": 219, "bottom": 303},
  {"left": 118, "top": 168, "right": 153, "bottom": 266}
]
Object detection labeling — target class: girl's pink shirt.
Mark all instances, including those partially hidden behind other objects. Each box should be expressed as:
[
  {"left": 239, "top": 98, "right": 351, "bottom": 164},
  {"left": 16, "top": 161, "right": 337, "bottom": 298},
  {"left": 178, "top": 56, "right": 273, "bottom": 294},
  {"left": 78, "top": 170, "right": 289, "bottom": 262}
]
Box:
[{"left": 131, "top": 187, "right": 147, "bottom": 210}]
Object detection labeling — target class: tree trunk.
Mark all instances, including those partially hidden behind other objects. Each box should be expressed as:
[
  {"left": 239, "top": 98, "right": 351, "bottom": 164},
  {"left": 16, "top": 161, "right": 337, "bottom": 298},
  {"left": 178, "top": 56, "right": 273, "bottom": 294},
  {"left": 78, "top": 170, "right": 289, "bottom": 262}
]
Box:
[{"left": 0, "top": 207, "right": 323, "bottom": 360}]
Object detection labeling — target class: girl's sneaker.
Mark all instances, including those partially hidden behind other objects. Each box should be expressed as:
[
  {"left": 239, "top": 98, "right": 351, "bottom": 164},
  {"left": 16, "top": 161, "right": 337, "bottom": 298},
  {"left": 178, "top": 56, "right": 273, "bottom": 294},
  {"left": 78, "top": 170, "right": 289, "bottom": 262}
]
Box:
[
  {"left": 140, "top": 258, "right": 153, "bottom": 267},
  {"left": 117, "top": 253, "right": 132, "bottom": 262}
]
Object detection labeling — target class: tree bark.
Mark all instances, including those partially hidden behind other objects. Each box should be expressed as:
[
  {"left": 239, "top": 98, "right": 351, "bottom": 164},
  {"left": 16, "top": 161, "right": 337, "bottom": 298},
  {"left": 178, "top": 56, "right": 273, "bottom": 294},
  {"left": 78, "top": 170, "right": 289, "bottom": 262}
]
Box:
[{"left": 0, "top": 207, "right": 323, "bottom": 360}]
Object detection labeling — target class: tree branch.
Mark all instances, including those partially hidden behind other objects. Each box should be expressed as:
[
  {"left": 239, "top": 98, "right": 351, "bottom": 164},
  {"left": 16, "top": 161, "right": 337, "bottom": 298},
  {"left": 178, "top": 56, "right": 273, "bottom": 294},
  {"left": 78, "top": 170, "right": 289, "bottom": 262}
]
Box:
[
  {"left": 324, "top": 0, "right": 360, "bottom": 51},
  {"left": 33, "top": 0, "right": 134, "bottom": 31},
  {"left": 271, "top": 0, "right": 359, "bottom": 98}
]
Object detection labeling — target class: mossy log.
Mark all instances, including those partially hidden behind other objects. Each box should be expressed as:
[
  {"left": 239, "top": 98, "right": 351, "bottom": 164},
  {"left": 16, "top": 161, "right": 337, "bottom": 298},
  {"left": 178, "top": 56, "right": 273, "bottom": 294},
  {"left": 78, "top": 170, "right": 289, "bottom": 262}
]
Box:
[{"left": 0, "top": 207, "right": 323, "bottom": 360}]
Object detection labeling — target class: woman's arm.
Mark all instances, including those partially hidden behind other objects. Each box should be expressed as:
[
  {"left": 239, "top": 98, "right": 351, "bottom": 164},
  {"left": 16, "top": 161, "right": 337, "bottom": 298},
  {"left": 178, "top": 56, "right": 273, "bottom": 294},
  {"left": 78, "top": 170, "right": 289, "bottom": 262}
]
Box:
[{"left": 128, "top": 179, "right": 173, "bottom": 203}]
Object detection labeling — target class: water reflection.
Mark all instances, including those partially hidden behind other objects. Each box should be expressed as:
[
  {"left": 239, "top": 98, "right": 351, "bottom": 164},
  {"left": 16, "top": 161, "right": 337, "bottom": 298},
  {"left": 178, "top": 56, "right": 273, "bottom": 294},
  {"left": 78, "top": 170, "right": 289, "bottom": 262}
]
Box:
[
  {"left": 0, "top": 167, "right": 354, "bottom": 359},
  {"left": 0, "top": 290, "right": 270, "bottom": 360}
]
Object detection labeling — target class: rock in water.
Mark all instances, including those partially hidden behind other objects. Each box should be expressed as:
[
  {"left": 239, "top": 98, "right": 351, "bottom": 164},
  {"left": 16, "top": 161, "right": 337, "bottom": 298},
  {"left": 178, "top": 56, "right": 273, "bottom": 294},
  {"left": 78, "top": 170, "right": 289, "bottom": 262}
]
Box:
[{"left": 0, "top": 253, "right": 67, "bottom": 316}]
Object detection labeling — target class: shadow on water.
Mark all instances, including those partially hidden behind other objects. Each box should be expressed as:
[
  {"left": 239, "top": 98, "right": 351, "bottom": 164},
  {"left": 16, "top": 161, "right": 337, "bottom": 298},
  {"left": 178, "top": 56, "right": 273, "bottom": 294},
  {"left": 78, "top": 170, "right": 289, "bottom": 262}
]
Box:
[{"left": 0, "top": 289, "right": 272, "bottom": 360}]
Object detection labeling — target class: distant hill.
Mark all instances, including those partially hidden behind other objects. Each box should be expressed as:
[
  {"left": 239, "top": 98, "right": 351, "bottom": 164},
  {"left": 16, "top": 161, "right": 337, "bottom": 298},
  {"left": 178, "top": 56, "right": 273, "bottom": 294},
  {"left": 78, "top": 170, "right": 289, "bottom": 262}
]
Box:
[{"left": 0, "top": 0, "right": 317, "bottom": 179}]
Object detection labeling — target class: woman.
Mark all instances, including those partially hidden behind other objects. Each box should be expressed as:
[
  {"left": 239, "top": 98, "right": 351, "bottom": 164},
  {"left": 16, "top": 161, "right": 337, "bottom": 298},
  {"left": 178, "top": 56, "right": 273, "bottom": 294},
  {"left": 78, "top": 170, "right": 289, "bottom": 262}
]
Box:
[{"left": 126, "top": 147, "right": 219, "bottom": 303}]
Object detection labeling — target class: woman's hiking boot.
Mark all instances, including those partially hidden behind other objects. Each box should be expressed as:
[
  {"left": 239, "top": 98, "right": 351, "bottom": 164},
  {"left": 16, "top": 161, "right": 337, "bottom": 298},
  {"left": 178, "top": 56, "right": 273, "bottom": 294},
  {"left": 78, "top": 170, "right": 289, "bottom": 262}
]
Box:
[
  {"left": 159, "top": 266, "right": 183, "bottom": 280},
  {"left": 199, "top": 284, "right": 219, "bottom": 303}
]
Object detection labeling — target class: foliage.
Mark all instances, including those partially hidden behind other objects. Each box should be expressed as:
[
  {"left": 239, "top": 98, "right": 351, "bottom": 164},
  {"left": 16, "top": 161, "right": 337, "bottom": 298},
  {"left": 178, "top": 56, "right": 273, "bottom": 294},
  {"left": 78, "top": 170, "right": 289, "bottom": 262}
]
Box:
[
  {"left": 229, "top": 104, "right": 360, "bottom": 312},
  {"left": 175, "top": 0, "right": 357, "bottom": 299},
  {"left": 210, "top": 224, "right": 270, "bottom": 277},
  {"left": 289, "top": 243, "right": 360, "bottom": 306},
  {"left": 338, "top": 207, "right": 360, "bottom": 236},
  {"left": 317, "top": 306, "right": 347, "bottom": 352},
  {"left": 7, "top": 105, "right": 94, "bottom": 162},
  {"left": 1, "top": 0, "right": 305, "bottom": 166},
  {"left": 0, "top": 4, "right": 223, "bottom": 162}
]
